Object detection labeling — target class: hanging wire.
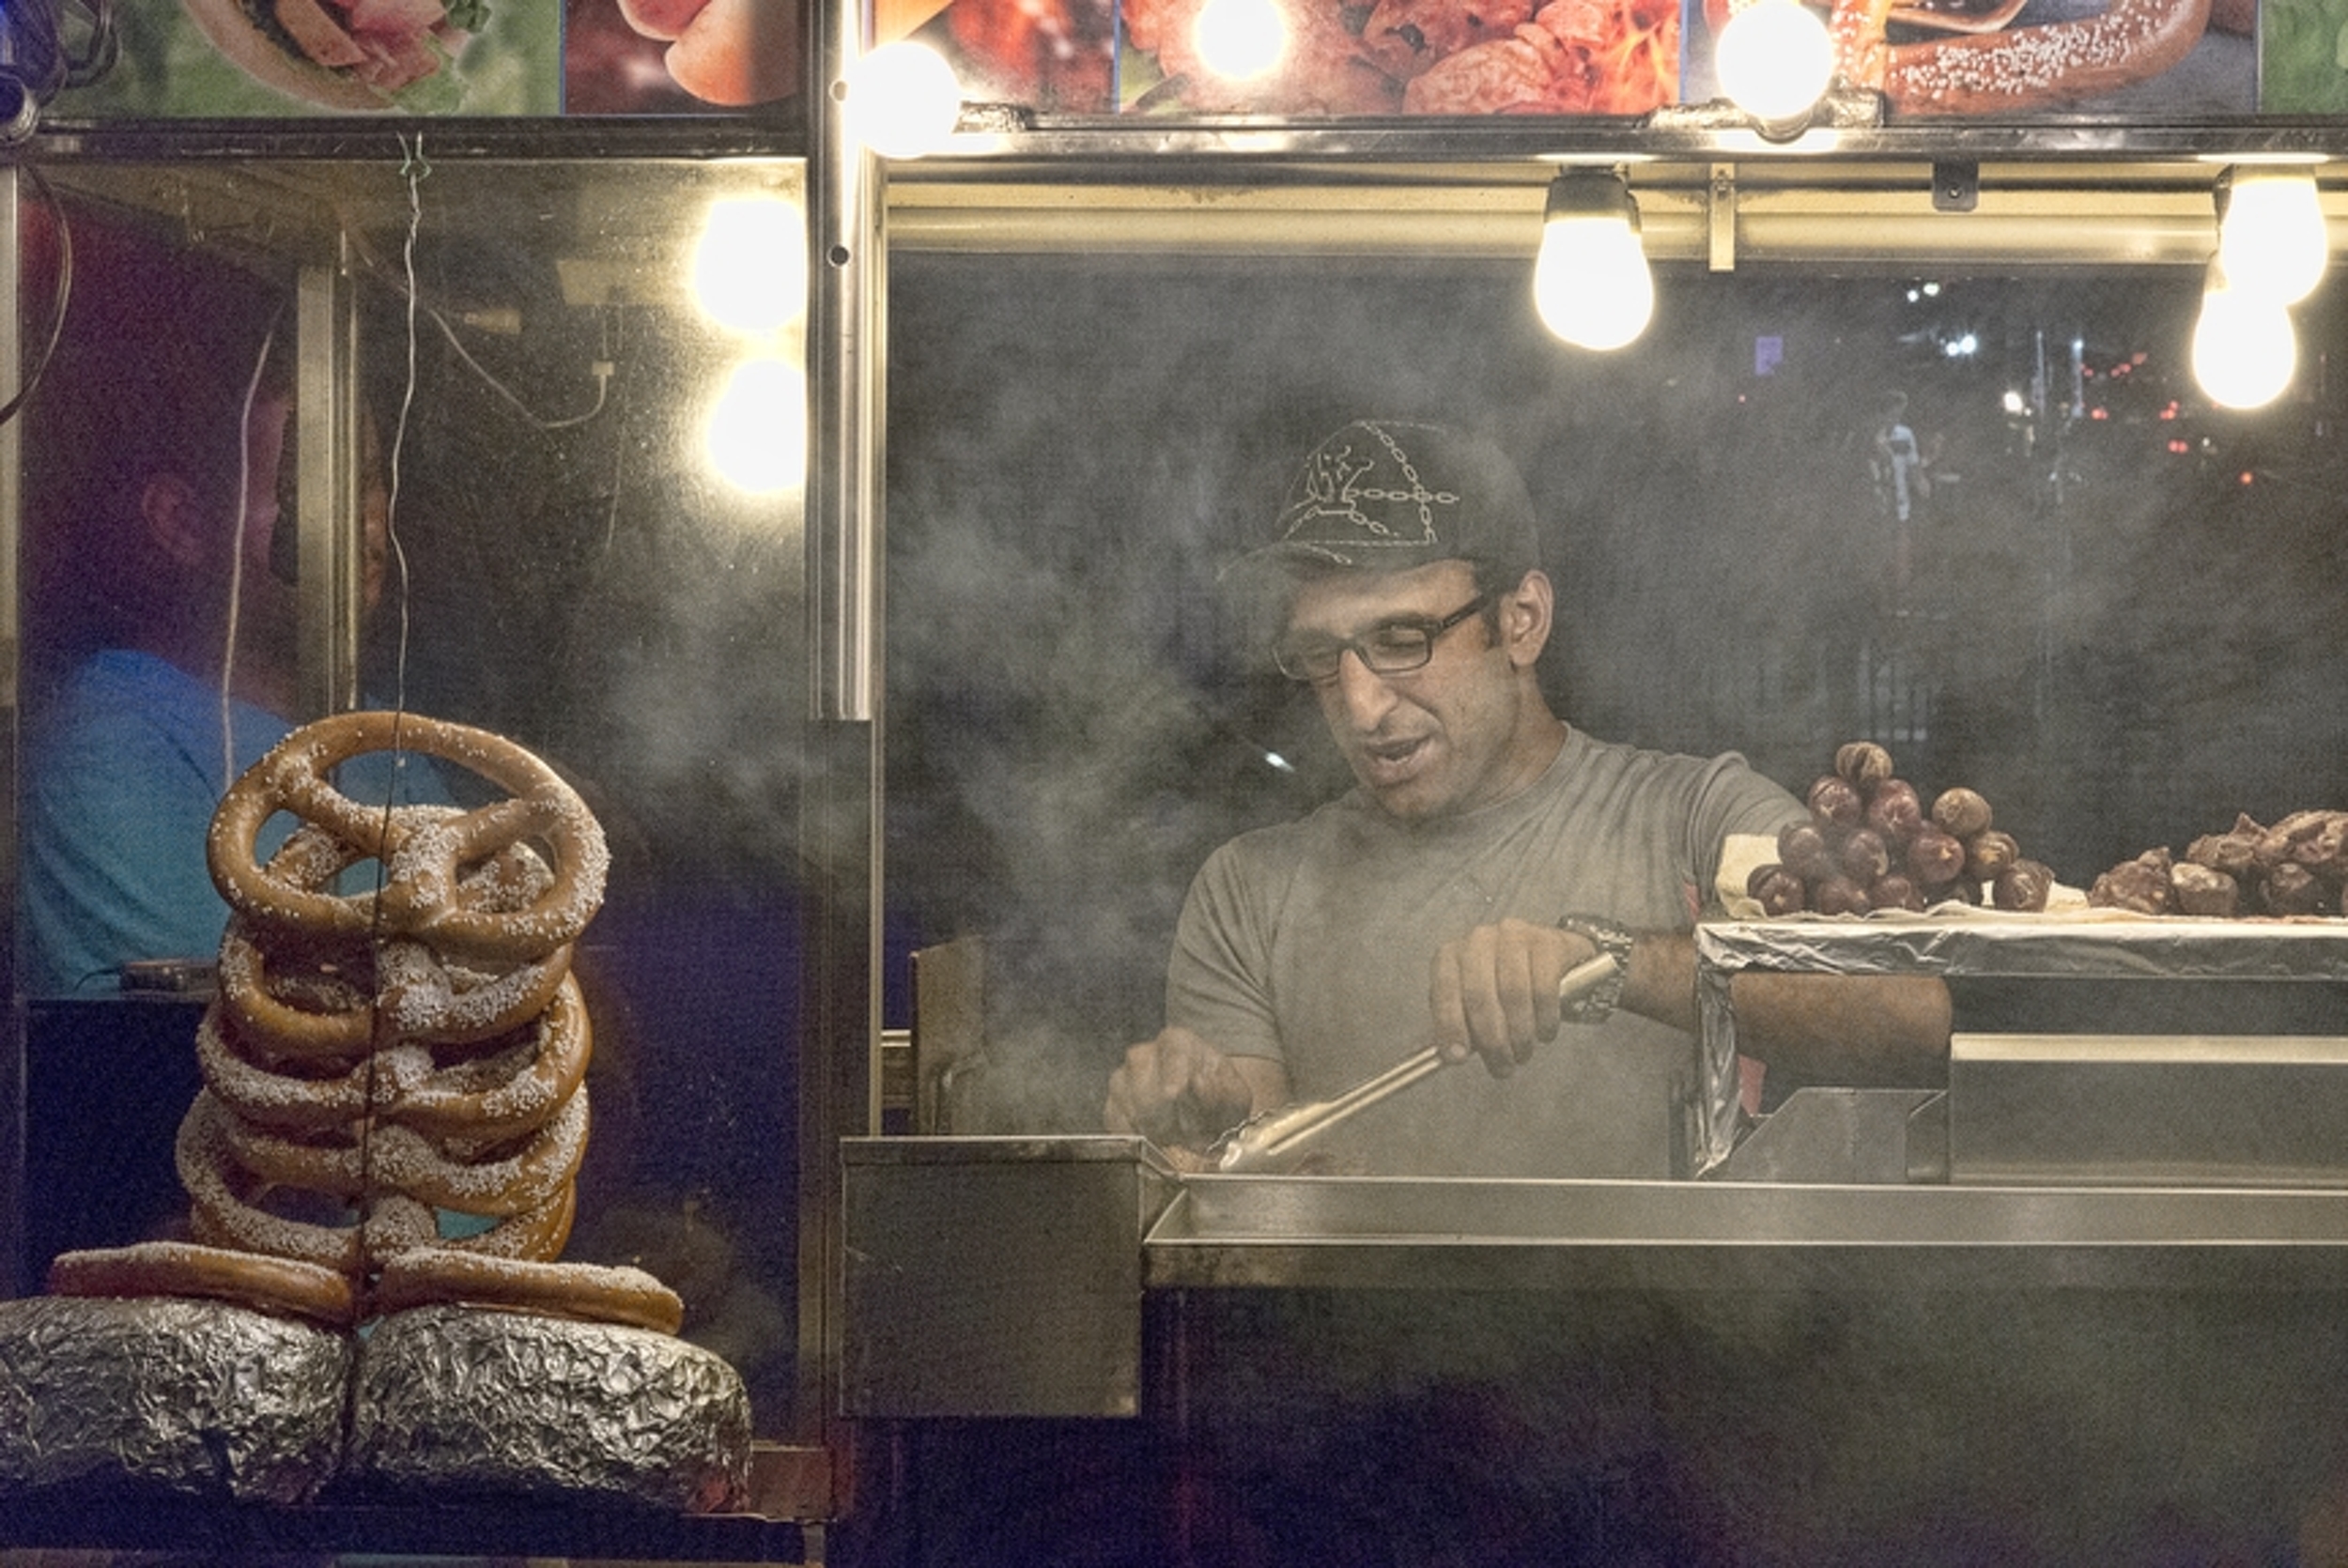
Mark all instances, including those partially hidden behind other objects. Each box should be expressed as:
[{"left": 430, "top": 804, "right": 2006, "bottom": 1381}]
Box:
[
  {"left": 0, "top": 158, "right": 75, "bottom": 428},
  {"left": 217, "top": 312, "right": 286, "bottom": 792}
]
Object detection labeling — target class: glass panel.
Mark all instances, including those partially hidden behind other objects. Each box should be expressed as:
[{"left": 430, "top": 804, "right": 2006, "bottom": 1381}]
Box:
[
  {"left": 884, "top": 250, "right": 2348, "bottom": 1161},
  {"left": 13, "top": 154, "right": 812, "bottom": 1436}
]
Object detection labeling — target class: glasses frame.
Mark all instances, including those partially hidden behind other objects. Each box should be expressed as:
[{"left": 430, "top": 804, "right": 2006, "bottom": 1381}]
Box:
[{"left": 1274, "top": 591, "right": 1495, "bottom": 684}]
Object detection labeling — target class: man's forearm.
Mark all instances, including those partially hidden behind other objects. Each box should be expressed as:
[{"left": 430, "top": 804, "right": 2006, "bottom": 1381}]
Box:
[{"left": 1622, "top": 930, "right": 1951, "bottom": 1086}]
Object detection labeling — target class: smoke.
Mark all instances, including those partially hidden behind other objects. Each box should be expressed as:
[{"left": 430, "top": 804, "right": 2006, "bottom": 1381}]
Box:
[{"left": 882, "top": 254, "right": 2348, "bottom": 1127}]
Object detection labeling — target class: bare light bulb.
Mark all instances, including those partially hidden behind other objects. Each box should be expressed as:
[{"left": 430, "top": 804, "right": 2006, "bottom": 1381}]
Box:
[
  {"left": 1193, "top": 0, "right": 1288, "bottom": 79},
  {"left": 2192, "top": 268, "right": 2296, "bottom": 410},
  {"left": 1533, "top": 174, "right": 1654, "bottom": 352},
  {"left": 1713, "top": 0, "right": 1833, "bottom": 131},
  {"left": 707, "top": 355, "right": 811, "bottom": 495},
  {"left": 2217, "top": 168, "right": 2328, "bottom": 307},
  {"left": 690, "top": 195, "right": 810, "bottom": 335},
  {"left": 843, "top": 41, "right": 964, "bottom": 160}
]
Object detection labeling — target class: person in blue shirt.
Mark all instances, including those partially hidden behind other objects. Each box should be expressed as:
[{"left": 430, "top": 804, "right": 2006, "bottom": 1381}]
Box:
[{"left": 20, "top": 242, "right": 411, "bottom": 997}]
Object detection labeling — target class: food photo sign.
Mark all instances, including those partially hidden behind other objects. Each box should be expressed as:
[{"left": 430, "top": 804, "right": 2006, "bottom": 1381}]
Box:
[
  {"left": 884, "top": 0, "right": 2326, "bottom": 117},
  {"left": 43, "top": 0, "right": 799, "bottom": 117},
  {"left": 31, "top": 1, "right": 2342, "bottom": 128}
]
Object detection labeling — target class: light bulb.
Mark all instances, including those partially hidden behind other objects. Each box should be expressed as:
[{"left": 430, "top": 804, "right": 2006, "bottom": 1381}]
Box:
[
  {"left": 1192, "top": 0, "right": 1289, "bottom": 80},
  {"left": 1532, "top": 174, "right": 1654, "bottom": 352},
  {"left": 843, "top": 41, "right": 964, "bottom": 160},
  {"left": 1713, "top": 0, "right": 1833, "bottom": 131},
  {"left": 707, "top": 355, "right": 810, "bottom": 495},
  {"left": 2192, "top": 269, "right": 2296, "bottom": 410},
  {"left": 2217, "top": 168, "right": 2328, "bottom": 307},
  {"left": 689, "top": 195, "right": 810, "bottom": 335}
]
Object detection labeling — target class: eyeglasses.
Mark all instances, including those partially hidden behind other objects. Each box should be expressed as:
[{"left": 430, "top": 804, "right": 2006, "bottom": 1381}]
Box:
[{"left": 1274, "top": 592, "right": 1493, "bottom": 684}]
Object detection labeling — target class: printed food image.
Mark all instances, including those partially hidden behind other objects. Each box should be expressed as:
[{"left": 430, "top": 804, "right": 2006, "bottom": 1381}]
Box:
[
  {"left": 1120, "top": 0, "right": 1679, "bottom": 113},
  {"left": 180, "top": 0, "right": 489, "bottom": 110},
  {"left": 1691, "top": 0, "right": 2254, "bottom": 116},
  {"left": 613, "top": 0, "right": 799, "bottom": 106}
]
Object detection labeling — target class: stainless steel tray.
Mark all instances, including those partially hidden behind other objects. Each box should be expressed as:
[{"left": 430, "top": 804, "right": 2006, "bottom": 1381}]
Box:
[{"left": 1144, "top": 1173, "right": 2348, "bottom": 1292}]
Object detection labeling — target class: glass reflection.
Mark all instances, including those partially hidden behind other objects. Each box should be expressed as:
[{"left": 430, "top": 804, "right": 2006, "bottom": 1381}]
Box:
[{"left": 14, "top": 159, "right": 814, "bottom": 1434}]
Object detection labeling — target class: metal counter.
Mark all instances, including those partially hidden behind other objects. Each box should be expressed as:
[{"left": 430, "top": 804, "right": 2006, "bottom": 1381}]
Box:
[{"left": 842, "top": 1136, "right": 2348, "bottom": 1418}]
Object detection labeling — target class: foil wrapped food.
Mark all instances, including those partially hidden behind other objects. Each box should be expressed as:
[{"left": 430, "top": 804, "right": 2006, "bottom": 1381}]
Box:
[
  {"left": 344, "top": 1304, "right": 751, "bottom": 1513},
  {"left": 0, "top": 1296, "right": 349, "bottom": 1504}
]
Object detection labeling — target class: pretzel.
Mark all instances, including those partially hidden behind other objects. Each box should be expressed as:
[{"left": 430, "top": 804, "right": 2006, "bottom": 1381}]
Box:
[
  {"left": 373, "top": 1247, "right": 686, "bottom": 1335},
  {"left": 193, "top": 1088, "right": 589, "bottom": 1222},
  {"left": 178, "top": 1096, "right": 579, "bottom": 1270},
  {"left": 1831, "top": 0, "right": 2212, "bottom": 114},
  {"left": 209, "top": 712, "right": 610, "bottom": 968},
  {"left": 200, "top": 973, "right": 593, "bottom": 1142},
  {"left": 49, "top": 1240, "right": 359, "bottom": 1328}
]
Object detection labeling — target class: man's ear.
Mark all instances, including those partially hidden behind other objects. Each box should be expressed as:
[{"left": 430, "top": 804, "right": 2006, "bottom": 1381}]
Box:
[
  {"left": 1501, "top": 568, "right": 1553, "bottom": 669},
  {"left": 139, "top": 474, "right": 212, "bottom": 568}
]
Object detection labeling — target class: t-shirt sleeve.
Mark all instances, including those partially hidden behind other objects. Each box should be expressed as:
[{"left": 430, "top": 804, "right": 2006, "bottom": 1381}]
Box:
[
  {"left": 1162, "top": 838, "right": 1288, "bottom": 1068},
  {"left": 1682, "top": 752, "right": 1806, "bottom": 918}
]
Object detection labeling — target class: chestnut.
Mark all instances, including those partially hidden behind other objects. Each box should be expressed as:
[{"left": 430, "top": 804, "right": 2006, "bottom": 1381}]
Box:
[
  {"left": 1870, "top": 872, "right": 1925, "bottom": 913},
  {"left": 1930, "top": 787, "right": 1993, "bottom": 840},
  {"left": 1778, "top": 821, "right": 1836, "bottom": 882},
  {"left": 1864, "top": 779, "right": 1925, "bottom": 845},
  {"left": 1748, "top": 865, "right": 1807, "bottom": 917},
  {"left": 1838, "top": 826, "right": 1891, "bottom": 884},
  {"left": 1908, "top": 826, "right": 1967, "bottom": 886},
  {"left": 2170, "top": 862, "right": 2240, "bottom": 918},
  {"left": 2262, "top": 862, "right": 2327, "bottom": 916},
  {"left": 1992, "top": 859, "right": 2054, "bottom": 913},
  {"left": 1811, "top": 875, "right": 1872, "bottom": 916},
  {"left": 1835, "top": 741, "right": 1894, "bottom": 791},
  {"left": 1807, "top": 776, "right": 1863, "bottom": 828},
  {"left": 1963, "top": 829, "right": 2020, "bottom": 883}
]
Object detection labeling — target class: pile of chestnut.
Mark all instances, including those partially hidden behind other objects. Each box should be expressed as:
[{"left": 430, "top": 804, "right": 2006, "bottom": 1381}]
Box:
[
  {"left": 2090, "top": 810, "right": 2348, "bottom": 917},
  {"left": 1748, "top": 741, "right": 2054, "bottom": 916}
]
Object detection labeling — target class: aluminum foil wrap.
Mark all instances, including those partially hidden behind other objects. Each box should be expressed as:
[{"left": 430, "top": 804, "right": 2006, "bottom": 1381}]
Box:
[
  {"left": 1692, "top": 913, "right": 2348, "bottom": 1176},
  {"left": 344, "top": 1304, "right": 750, "bottom": 1513},
  {"left": 0, "top": 1295, "right": 349, "bottom": 1504}
]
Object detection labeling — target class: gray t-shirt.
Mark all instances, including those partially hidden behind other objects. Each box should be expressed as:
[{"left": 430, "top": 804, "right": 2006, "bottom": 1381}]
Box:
[{"left": 1165, "top": 728, "right": 1803, "bottom": 1177}]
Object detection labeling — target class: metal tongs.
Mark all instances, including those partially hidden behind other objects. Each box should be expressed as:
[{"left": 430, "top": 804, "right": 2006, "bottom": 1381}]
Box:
[{"left": 1206, "top": 952, "right": 1621, "bottom": 1173}]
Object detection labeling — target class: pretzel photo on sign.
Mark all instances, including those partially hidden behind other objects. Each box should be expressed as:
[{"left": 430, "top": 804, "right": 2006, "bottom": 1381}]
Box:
[{"left": 1826, "top": 0, "right": 2213, "bottom": 114}]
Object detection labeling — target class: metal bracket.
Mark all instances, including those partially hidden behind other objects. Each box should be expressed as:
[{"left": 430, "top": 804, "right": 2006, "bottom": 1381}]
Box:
[{"left": 1934, "top": 160, "right": 1981, "bottom": 213}]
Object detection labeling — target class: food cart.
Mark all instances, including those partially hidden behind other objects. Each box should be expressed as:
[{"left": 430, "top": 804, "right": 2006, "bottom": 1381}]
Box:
[{"left": 2, "top": 0, "right": 2346, "bottom": 1561}]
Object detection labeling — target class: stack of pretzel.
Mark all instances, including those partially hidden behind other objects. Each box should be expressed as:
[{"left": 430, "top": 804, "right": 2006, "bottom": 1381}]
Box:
[{"left": 49, "top": 712, "right": 676, "bottom": 1336}]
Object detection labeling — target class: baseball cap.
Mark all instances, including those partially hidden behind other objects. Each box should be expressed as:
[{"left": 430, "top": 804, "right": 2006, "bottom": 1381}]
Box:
[{"left": 1226, "top": 419, "right": 1541, "bottom": 592}]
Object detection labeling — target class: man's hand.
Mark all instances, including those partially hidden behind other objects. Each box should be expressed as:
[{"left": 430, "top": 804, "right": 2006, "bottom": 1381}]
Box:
[
  {"left": 1429, "top": 916, "right": 1611, "bottom": 1077},
  {"left": 1105, "top": 1027, "right": 1275, "bottom": 1150}
]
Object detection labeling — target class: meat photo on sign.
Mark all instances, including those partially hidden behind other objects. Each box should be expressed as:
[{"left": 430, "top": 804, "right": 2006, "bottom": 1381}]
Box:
[
  {"left": 869, "top": 0, "right": 1122, "bottom": 113},
  {"left": 1118, "top": 0, "right": 1680, "bottom": 113}
]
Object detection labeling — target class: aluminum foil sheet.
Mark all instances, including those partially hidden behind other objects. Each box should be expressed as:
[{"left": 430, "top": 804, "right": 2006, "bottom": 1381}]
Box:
[
  {"left": 344, "top": 1303, "right": 750, "bottom": 1513},
  {"left": 1691, "top": 914, "right": 2348, "bottom": 1175},
  {"left": 0, "top": 1295, "right": 349, "bottom": 1504}
]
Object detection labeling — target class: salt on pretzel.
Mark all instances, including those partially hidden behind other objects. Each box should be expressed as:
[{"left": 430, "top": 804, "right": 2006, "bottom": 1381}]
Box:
[
  {"left": 198, "top": 1088, "right": 589, "bottom": 1219},
  {"left": 49, "top": 1240, "right": 358, "bottom": 1328},
  {"left": 177, "top": 1095, "right": 581, "bottom": 1270},
  {"left": 1831, "top": 0, "right": 2213, "bottom": 114},
  {"left": 373, "top": 1246, "right": 686, "bottom": 1335},
  {"left": 198, "top": 973, "right": 594, "bottom": 1142},
  {"left": 209, "top": 712, "right": 610, "bottom": 968}
]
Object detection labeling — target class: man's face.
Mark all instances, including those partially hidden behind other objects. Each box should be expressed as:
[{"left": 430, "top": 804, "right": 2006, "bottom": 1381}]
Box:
[{"left": 1282, "top": 560, "right": 1552, "bottom": 822}]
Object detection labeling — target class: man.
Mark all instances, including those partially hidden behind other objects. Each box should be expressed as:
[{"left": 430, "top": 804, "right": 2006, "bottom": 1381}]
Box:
[
  {"left": 1105, "top": 418, "right": 1947, "bottom": 1176},
  {"left": 20, "top": 233, "right": 410, "bottom": 997}
]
